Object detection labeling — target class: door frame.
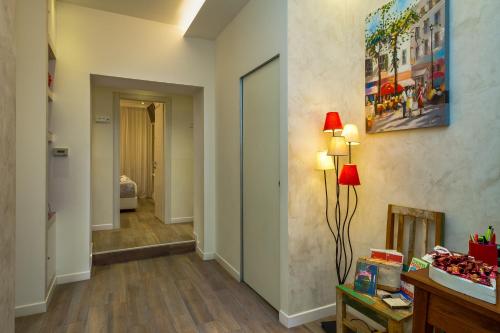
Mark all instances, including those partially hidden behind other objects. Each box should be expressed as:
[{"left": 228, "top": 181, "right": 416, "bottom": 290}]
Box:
[
  {"left": 112, "top": 93, "right": 172, "bottom": 228},
  {"left": 239, "top": 54, "right": 280, "bottom": 287}
]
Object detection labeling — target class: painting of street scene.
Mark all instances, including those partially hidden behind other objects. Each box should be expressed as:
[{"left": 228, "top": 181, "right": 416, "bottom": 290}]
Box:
[{"left": 365, "top": 0, "right": 449, "bottom": 134}]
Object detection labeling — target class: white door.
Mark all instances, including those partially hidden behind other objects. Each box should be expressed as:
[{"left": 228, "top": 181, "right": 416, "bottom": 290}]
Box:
[
  {"left": 242, "top": 58, "right": 280, "bottom": 309},
  {"left": 153, "top": 104, "right": 165, "bottom": 222}
]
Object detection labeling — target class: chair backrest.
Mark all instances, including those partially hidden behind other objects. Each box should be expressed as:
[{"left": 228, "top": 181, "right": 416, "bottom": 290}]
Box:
[{"left": 386, "top": 204, "right": 445, "bottom": 266}]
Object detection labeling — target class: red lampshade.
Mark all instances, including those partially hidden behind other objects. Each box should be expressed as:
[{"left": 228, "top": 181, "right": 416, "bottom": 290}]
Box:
[
  {"left": 339, "top": 164, "right": 360, "bottom": 186},
  {"left": 323, "top": 112, "right": 343, "bottom": 133}
]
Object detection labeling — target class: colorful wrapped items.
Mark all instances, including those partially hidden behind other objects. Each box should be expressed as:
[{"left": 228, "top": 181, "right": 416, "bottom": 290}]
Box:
[{"left": 431, "top": 252, "right": 496, "bottom": 287}]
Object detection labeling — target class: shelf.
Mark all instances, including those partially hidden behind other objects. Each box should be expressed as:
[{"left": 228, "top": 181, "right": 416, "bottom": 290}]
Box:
[
  {"left": 48, "top": 88, "right": 54, "bottom": 102},
  {"left": 48, "top": 37, "right": 56, "bottom": 60}
]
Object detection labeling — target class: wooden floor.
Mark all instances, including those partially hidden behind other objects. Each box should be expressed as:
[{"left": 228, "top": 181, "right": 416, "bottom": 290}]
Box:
[
  {"left": 92, "top": 199, "right": 194, "bottom": 253},
  {"left": 15, "top": 253, "right": 329, "bottom": 333}
]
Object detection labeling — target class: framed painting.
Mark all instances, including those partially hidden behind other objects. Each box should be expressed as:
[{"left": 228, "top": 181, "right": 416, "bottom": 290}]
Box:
[{"left": 365, "top": 0, "right": 449, "bottom": 134}]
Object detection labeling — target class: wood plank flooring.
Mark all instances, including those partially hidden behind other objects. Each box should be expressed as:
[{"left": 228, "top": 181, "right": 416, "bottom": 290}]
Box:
[
  {"left": 15, "top": 253, "right": 329, "bottom": 333},
  {"left": 92, "top": 199, "right": 194, "bottom": 253}
]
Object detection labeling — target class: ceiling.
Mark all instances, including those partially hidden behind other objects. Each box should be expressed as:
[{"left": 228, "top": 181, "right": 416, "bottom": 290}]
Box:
[
  {"left": 185, "top": 0, "right": 249, "bottom": 39},
  {"left": 60, "top": 0, "right": 249, "bottom": 37},
  {"left": 60, "top": 0, "right": 205, "bottom": 30}
]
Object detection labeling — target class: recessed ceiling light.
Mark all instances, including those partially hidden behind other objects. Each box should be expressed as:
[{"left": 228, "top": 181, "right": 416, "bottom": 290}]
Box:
[{"left": 141, "top": 101, "right": 145, "bottom": 105}]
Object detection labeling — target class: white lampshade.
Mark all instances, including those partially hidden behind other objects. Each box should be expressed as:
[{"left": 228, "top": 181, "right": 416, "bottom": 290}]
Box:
[
  {"left": 341, "top": 124, "right": 360, "bottom": 145},
  {"left": 316, "top": 151, "right": 335, "bottom": 171},
  {"left": 327, "top": 136, "right": 349, "bottom": 156}
]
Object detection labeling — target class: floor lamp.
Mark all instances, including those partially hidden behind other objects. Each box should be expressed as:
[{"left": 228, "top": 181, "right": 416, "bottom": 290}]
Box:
[{"left": 319, "top": 113, "right": 361, "bottom": 333}]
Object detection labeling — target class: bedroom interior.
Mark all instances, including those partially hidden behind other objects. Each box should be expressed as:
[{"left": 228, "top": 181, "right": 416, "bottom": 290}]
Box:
[{"left": 119, "top": 99, "right": 158, "bottom": 214}]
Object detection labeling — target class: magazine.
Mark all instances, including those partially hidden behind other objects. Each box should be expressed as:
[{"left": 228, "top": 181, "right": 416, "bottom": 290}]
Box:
[
  {"left": 354, "top": 261, "right": 378, "bottom": 296},
  {"left": 401, "top": 257, "right": 430, "bottom": 300}
]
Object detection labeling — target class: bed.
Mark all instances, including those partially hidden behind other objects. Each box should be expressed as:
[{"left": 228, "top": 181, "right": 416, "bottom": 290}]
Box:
[{"left": 120, "top": 175, "right": 138, "bottom": 210}]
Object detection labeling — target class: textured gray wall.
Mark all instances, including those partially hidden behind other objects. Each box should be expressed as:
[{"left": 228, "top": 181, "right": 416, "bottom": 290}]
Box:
[
  {"left": 0, "top": 0, "right": 16, "bottom": 331},
  {"left": 287, "top": 0, "right": 500, "bottom": 315}
]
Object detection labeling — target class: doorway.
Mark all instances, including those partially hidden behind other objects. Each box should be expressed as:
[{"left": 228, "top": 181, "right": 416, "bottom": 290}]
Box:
[
  {"left": 92, "top": 95, "right": 195, "bottom": 253},
  {"left": 119, "top": 99, "right": 164, "bottom": 221},
  {"left": 90, "top": 80, "right": 200, "bottom": 258},
  {"left": 108, "top": 99, "right": 182, "bottom": 252},
  {"left": 241, "top": 56, "right": 280, "bottom": 310}
]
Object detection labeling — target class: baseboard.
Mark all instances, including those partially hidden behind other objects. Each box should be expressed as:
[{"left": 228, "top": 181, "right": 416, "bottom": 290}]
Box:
[
  {"left": 279, "top": 303, "right": 336, "bottom": 328},
  {"left": 170, "top": 216, "right": 193, "bottom": 224},
  {"left": 15, "top": 276, "right": 57, "bottom": 317},
  {"left": 279, "top": 301, "right": 386, "bottom": 330},
  {"left": 196, "top": 246, "right": 215, "bottom": 261},
  {"left": 92, "top": 223, "right": 113, "bottom": 231},
  {"left": 15, "top": 299, "right": 46, "bottom": 318},
  {"left": 215, "top": 253, "right": 240, "bottom": 281},
  {"left": 56, "top": 270, "right": 91, "bottom": 285}
]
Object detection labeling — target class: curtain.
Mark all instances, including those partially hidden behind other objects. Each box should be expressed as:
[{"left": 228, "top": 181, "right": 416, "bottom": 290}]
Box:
[{"left": 120, "top": 107, "right": 153, "bottom": 198}]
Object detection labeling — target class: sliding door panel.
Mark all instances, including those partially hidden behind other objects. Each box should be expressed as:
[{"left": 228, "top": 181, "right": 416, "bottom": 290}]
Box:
[{"left": 242, "top": 58, "right": 280, "bottom": 309}]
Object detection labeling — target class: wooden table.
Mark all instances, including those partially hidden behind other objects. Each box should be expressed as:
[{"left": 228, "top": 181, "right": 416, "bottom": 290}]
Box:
[
  {"left": 336, "top": 284, "right": 413, "bottom": 333},
  {"left": 401, "top": 268, "right": 500, "bottom": 333}
]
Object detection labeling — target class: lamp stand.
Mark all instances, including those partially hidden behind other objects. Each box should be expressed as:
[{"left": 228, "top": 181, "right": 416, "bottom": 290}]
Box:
[
  {"left": 323, "top": 170, "right": 338, "bottom": 249},
  {"left": 320, "top": 165, "right": 339, "bottom": 333},
  {"left": 321, "top": 321, "right": 337, "bottom": 333},
  {"left": 332, "top": 141, "right": 356, "bottom": 285},
  {"left": 321, "top": 142, "right": 359, "bottom": 333},
  {"left": 340, "top": 143, "right": 358, "bottom": 283}
]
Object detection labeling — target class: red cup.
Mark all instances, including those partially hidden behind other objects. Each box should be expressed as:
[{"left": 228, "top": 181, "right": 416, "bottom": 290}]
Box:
[{"left": 469, "top": 240, "right": 498, "bottom": 267}]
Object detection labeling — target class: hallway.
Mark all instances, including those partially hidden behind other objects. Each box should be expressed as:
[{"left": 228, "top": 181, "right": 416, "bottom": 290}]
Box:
[{"left": 15, "top": 253, "right": 325, "bottom": 333}]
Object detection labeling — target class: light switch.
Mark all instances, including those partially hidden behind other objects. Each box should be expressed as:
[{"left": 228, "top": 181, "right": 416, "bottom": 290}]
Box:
[{"left": 53, "top": 147, "right": 69, "bottom": 157}]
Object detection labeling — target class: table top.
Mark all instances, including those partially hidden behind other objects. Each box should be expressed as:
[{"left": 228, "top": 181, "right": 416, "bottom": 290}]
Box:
[
  {"left": 337, "top": 284, "right": 413, "bottom": 322},
  {"left": 401, "top": 268, "right": 500, "bottom": 321}
]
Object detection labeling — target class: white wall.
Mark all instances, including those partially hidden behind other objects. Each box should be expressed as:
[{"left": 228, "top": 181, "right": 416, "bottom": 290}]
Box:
[
  {"left": 91, "top": 87, "right": 194, "bottom": 227},
  {"left": 214, "top": 0, "right": 288, "bottom": 308},
  {"left": 286, "top": 0, "right": 500, "bottom": 319},
  {"left": 91, "top": 86, "right": 114, "bottom": 229},
  {"left": 346, "top": 0, "right": 500, "bottom": 262},
  {"left": 193, "top": 90, "right": 205, "bottom": 250},
  {"left": 55, "top": 2, "right": 216, "bottom": 277},
  {"left": 15, "top": 0, "right": 48, "bottom": 309},
  {"left": 171, "top": 96, "right": 194, "bottom": 222},
  {"left": 0, "top": 0, "right": 16, "bottom": 329}
]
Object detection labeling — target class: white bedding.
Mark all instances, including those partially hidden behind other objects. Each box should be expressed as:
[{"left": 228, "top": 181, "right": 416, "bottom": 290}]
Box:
[
  {"left": 120, "top": 196, "right": 138, "bottom": 210},
  {"left": 120, "top": 175, "right": 138, "bottom": 210}
]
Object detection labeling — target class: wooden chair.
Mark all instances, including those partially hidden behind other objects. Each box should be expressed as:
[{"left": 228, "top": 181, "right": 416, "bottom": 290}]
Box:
[
  {"left": 335, "top": 204, "right": 445, "bottom": 333},
  {"left": 386, "top": 204, "right": 445, "bottom": 268}
]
